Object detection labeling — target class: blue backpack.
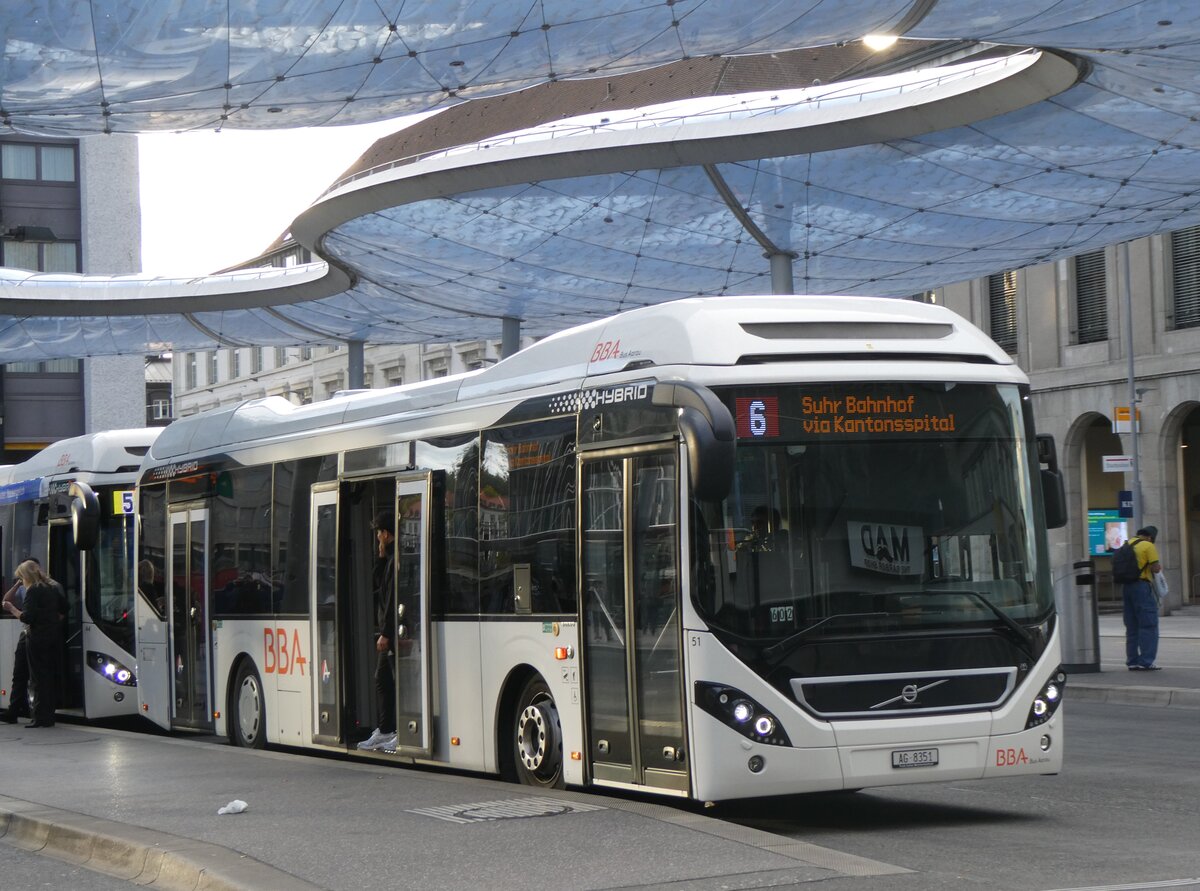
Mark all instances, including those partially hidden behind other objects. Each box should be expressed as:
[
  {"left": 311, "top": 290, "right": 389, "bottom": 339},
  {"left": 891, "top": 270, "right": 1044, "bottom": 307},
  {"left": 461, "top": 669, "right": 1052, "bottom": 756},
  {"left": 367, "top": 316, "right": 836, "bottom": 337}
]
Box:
[{"left": 1111, "top": 539, "right": 1143, "bottom": 583}]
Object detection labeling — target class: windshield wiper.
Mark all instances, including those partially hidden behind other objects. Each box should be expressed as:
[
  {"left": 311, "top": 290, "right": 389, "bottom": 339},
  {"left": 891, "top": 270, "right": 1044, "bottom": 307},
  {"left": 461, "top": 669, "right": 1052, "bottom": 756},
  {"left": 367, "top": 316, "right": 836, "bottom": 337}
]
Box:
[
  {"left": 941, "top": 589, "right": 1036, "bottom": 659},
  {"left": 762, "top": 611, "right": 889, "bottom": 665}
]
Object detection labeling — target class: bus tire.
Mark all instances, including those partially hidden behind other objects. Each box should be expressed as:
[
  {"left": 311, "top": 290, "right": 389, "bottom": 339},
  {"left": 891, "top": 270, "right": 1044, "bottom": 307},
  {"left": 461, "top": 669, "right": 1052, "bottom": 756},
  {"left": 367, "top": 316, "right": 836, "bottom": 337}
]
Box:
[
  {"left": 230, "top": 661, "right": 266, "bottom": 749},
  {"left": 511, "top": 675, "right": 564, "bottom": 788}
]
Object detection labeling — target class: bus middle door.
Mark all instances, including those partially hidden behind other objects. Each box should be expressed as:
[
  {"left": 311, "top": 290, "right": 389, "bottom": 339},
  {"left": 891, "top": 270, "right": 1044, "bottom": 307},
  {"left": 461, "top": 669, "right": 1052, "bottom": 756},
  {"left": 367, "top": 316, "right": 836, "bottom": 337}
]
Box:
[
  {"left": 391, "top": 475, "right": 433, "bottom": 756},
  {"left": 309, "top": 486, "right": 340, "bottom": 743},
  {"left": 168, "top": 505, "right": 213, "bottom": 731},
  {"left": 580, "top": 448, "right": 688, "bottom": 795}
]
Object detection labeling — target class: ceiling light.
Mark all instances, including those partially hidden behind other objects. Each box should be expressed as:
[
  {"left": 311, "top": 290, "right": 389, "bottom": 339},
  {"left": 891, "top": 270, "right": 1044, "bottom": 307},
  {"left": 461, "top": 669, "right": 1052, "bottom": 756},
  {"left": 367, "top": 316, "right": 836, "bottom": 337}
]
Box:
[{"left": 862, "top": 33, "right": 899, "bottom": 51}]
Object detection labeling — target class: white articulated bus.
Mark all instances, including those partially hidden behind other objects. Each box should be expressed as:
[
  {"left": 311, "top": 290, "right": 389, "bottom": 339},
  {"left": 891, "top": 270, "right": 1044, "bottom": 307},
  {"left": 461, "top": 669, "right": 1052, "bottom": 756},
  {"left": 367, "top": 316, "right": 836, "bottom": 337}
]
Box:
[
  {"left": 133, "top": 295, "right": 1067, "bottom": 801},
  {"left": 0, "top": 430, "right": 161, "bottom": 721}
]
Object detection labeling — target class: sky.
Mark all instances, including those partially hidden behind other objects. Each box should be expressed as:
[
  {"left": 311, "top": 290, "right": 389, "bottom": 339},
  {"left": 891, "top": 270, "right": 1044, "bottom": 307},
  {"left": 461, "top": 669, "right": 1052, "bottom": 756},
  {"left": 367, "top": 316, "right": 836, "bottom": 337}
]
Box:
[{"left": 137, "top": 117, "right": 424, "bottom": 276}]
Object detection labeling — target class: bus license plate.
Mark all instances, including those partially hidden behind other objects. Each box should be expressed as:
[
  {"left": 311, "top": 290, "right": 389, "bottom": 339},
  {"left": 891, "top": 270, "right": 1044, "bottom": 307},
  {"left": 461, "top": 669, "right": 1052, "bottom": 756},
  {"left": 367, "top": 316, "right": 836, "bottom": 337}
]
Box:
[{"left": 892, "top": 747, "right": 939, "bottom": 769}]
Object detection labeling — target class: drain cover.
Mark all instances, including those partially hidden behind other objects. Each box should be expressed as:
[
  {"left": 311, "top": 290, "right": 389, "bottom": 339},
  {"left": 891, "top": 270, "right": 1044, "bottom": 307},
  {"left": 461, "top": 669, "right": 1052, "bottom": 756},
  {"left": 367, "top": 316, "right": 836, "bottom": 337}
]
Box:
[{"left": 408, "top": 796, "right": 606, "bottom": 825}]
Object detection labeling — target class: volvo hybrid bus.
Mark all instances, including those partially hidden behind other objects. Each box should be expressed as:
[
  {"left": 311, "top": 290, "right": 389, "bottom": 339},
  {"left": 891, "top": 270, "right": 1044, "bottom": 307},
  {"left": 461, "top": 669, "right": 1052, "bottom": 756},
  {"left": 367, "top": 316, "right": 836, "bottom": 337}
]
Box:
[
  {"left": 0, "top": 429, "right": 161, "bottom": 721},
  {"left": 133, "top": 295, "right": 1067, "bottom": 801}
]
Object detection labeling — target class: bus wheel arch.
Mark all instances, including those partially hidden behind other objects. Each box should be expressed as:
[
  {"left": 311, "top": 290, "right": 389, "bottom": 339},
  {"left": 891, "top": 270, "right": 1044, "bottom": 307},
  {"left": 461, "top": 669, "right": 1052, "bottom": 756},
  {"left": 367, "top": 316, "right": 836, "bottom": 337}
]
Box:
[
  {"left": 228, "top": 656, "right": 267, "bottom": 750},
  {"left": 497, "top": 667, "right": 564, "bottom": 788}
]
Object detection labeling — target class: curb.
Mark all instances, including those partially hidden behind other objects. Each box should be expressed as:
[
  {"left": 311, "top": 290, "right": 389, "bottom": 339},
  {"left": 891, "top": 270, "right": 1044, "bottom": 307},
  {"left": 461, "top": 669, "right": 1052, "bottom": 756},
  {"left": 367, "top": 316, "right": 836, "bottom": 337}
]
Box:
[
  {"left": 1067, "top": 684, "right": 1200, "bottom": 710},
  {"left": 0, "top": 795, "right": 323, "bottom": 891}
]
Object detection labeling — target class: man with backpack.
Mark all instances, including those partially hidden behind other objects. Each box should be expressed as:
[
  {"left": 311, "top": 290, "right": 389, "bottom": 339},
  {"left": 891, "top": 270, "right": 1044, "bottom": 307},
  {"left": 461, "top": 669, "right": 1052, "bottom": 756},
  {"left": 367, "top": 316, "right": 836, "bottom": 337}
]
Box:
[{"left": 1115, "top": 525, "right": 1164, "bottom": 671}]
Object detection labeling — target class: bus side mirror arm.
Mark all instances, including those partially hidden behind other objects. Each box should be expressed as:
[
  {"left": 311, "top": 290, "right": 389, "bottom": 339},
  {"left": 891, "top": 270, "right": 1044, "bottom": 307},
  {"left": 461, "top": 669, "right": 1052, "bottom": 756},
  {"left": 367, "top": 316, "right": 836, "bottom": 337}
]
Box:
[
  {"left": 653, "top": 382, "right": 735, "bottom": 502},
  {"left": 69, "top": 480, "right": 101, "bottom": 551}
]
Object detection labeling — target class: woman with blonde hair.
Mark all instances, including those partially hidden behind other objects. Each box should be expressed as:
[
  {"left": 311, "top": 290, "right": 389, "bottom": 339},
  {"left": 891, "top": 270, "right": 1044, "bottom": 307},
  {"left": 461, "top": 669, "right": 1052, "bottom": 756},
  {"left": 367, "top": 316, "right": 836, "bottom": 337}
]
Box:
[{"left": 5, "top": 560, "right": 67, "bottom": 728}]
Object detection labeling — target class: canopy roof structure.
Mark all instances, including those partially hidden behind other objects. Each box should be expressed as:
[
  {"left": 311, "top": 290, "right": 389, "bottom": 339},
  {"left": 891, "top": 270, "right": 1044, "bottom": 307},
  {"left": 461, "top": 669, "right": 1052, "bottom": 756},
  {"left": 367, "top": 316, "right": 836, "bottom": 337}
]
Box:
[{"left": 1, "top": 2, "right": 1199, "bottom": 359}]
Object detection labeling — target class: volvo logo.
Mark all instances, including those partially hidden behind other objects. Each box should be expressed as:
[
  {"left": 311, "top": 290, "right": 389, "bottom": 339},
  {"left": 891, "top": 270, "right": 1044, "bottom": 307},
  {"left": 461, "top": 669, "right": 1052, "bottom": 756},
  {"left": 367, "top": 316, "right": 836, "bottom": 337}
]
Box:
[{"left": 872, "top": 678, "right": 950, "bottom": 710}]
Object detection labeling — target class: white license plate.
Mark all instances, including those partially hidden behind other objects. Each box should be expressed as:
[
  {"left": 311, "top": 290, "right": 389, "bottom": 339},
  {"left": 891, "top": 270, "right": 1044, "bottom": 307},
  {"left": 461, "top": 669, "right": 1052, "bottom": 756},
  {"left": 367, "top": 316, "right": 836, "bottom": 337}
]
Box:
[{"left": 892, "top": 747, "right": 939, "bottom": 769}]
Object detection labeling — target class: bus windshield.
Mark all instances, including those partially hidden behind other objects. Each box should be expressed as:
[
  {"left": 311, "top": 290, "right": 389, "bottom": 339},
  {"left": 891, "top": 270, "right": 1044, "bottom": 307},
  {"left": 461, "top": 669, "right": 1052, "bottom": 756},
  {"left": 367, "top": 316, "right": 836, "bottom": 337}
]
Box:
[
  {"left": 692, "top": 381, "right": 1053, "bottom": 651},
  {"left": 85, "top": 492, "right": 136, "bottom": 656}
]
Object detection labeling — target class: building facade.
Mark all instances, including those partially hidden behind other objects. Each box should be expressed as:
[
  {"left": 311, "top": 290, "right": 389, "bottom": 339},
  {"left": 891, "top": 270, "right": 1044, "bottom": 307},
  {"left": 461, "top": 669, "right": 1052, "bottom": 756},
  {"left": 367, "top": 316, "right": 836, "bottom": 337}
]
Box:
[
  {"left": 172, "top": 336, "right": 523, "bottom": 417},
  {"left": 935, "top": 228, "right": 1200, "bottom": 611},
  {"left": 0, "top": 133, "right": 146, "bottom": 462}
]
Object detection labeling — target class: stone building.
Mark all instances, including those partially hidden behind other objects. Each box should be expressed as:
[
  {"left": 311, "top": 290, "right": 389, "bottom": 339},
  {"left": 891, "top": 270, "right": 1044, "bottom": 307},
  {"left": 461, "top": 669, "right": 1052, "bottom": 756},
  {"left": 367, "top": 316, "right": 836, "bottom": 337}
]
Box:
[
  {"left": 0, "top": 133, "right": 145, "bottom": 462},
  {"left": 936, "top": 230, "right": 1200, "bottom": 610}
]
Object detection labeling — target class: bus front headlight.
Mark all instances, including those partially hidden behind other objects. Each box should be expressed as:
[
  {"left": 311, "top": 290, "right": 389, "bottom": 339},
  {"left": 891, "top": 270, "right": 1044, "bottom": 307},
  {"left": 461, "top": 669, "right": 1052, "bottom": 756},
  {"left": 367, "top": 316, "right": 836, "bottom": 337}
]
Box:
[
  {"left": 695, "top": 682, "right": 791, "bottom": 747},
  {"left": 87, "top": 651, "right": 138, "bottom": 687},
  {"left": 1025, "top": 668, "right": 1066, "bottom": 729}
]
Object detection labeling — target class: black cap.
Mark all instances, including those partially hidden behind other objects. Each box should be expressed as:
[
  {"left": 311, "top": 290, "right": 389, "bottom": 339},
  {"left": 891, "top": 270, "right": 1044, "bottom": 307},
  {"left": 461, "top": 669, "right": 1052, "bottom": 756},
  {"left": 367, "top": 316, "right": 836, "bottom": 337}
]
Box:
[
  {"left": 371, "top": 511, "right": 394, "bottom": 532},
  {"left": 1137, "top": 525, "right": 1158, "bottom": 540}
]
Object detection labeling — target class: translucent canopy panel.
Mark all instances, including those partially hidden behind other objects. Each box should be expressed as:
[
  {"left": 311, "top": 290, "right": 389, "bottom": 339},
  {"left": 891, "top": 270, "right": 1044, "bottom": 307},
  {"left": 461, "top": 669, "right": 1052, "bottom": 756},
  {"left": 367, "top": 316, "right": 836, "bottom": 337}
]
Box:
[
  {"left": 2, "top": 4, "right": 1200, "bottom": 360},
  {"left": 0, "top": 1, "right": 1191, "bottom": 134}
]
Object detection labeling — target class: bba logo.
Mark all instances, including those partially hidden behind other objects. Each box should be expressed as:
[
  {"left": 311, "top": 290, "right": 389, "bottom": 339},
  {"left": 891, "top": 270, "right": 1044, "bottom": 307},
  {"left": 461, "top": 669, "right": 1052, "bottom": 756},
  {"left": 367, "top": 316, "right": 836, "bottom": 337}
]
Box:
[
  {"left": 996, "top": 747, "right": 1030, "bottom": 767},
  {"left": 263, "top": 628, "right": 307, "bottom": 676}
]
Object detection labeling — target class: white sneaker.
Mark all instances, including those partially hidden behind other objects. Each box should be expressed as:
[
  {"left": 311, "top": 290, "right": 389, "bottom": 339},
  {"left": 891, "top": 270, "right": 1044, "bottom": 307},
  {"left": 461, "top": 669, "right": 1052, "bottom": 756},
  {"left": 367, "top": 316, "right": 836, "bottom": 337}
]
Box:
[
  {"left": 357, "top": 728, "right": 387, "bottom": 750},
  {"left": 377, "top": 732, "right": 398, "bottom": 752}
]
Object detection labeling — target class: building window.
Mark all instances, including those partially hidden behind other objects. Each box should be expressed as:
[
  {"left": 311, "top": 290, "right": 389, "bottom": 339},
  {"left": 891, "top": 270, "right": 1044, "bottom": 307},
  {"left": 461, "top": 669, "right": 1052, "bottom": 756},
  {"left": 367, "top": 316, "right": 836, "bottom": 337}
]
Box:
[
  {"left": 0, "top": 240, "right": 78, "bottom": 272},
  {"left": 4, "top": 359, "right": 80, "bottom": 373},
  {"left": 383, "top": 365, "right": 404, "bottom": 387},
  {"left": 1, "top": 241, "right": 38, "bottom": 270},
  {"left": 42, "top": 242, "right": 77, "bottom": 272},
  {"left": 40, "top": 146, "right": 77, "bottom": 182},
  {"left": 988, "top": 270, "right": 1018, "bottom": 354},
  {"left": 229, "top": 349, "right": 241, "bottom": 378},
  {"left": 299, "top": 346, "right": 312, "bottom": 361},
  {"left": 150, "top": 398, "right": 173, "bottom": 420},
  {"left": 1, "top": 143, "right": 37, "bottom": 179},
  {"left": 1, "top": 142, "right": 77, "bottom": 182},
  {"left": 251, "top": 347, "right": 263, "bottom": 374},
  {"left": 1073, "top": 250, "right": 1108, "bottom": 344},
  {"left": 207, "top": 351, "right": 219, "bottom": 384},
  {"left": 185, "top": 353, "right": 197, "bottom": 389},
  {"left": 275, "top": 347, "right": 288, "bottom": 367},
  {"left": 1171, "top": 226, "right": 1200, "bottom": 330}
]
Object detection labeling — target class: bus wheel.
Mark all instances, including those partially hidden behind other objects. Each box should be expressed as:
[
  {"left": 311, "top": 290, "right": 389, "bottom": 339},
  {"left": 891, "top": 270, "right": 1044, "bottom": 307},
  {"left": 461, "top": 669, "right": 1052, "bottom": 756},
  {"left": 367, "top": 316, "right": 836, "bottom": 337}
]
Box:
[
  {"left": 231, "top": 662, "right": 266, "bottom": 749},
  {"left": 512, "top": 676, "right": 564, "bottom": 788}
]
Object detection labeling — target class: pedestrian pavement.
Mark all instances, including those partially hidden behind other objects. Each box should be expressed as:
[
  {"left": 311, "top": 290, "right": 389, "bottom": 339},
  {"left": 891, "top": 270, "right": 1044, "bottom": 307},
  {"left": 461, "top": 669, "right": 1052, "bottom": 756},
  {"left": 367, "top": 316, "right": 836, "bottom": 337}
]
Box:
[
  {"left": 1068, "top": 604, "right": 1200, "bottom": 710},
  {"left": 1, "top": 608, "right": 1197, "bottom": 891}
]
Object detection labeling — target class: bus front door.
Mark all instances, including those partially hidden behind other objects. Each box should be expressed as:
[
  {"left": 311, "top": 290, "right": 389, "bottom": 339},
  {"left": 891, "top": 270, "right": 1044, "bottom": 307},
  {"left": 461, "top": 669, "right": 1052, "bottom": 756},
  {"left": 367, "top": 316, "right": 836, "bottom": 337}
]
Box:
[
  {"left": 581, "top": 450, "right": 688, "bottom": 795},
  {"left": 47, "top": 521, "right": 83, "bottom": 710},
  {"left": 309, "top": 487, "right": 340, "bottom": 743},
  {"left": 392, "top": 476, "right": 432, "bottom": 756},
  {"left": 168, "top": 507, "right": 213, "bottom": 730}
]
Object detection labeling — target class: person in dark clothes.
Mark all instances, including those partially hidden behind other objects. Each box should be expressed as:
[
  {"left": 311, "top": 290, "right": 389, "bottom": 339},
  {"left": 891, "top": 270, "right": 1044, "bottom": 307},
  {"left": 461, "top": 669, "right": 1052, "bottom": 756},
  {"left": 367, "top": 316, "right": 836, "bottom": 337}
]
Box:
[
  {"left": 5, "top": 559, "right": 67, "bottom": 728},
  {"left": 357, "top": 511, "right": 398, "bottom": 751}
]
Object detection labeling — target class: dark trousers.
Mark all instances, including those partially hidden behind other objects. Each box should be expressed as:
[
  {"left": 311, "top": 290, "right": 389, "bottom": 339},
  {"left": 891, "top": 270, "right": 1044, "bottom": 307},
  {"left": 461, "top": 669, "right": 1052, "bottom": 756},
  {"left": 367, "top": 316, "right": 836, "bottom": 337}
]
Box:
[
  {"left": 26, "top": 632, "right": 61, "bottom": 724},
  {"left": 6, "top": 633, "right": 30, "bottom": 716},
  {"left": 374, "top": 650, "right": 395, "bottom": 734},
  {"left": 1122, "top": 580, "right": 1159, "bottom": 668}
]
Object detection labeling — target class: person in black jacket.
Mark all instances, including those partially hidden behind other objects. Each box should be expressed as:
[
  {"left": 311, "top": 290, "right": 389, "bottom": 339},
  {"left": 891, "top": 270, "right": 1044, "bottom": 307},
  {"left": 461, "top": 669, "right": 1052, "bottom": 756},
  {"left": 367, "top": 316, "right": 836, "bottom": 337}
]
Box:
[
  {"left": 5, "top": 560, "right": 67, "bottom": 728},
  {"left": 357, "top": 511, "right": 398, "bottom": 752}
]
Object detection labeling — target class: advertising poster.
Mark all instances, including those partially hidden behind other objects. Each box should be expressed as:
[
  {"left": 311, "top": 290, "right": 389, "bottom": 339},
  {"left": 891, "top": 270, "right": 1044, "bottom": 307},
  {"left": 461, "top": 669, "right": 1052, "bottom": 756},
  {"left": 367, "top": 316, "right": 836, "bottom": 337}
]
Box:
[{"left": 1086, "top": 509, "right": 1126, "bottom": 555}]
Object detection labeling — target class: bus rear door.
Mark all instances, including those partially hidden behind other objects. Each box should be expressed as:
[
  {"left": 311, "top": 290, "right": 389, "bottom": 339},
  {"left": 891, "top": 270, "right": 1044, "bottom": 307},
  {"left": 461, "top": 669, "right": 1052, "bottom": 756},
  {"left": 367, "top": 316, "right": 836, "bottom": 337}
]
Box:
[{"left": 168, "top": 505, "right": 213, "bottom": 731}]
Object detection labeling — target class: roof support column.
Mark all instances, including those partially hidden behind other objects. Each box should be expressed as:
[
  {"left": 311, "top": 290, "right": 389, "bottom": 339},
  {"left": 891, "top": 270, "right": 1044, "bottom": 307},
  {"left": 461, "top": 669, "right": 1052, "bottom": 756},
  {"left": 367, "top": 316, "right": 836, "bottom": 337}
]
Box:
[
  {"left": 769, "top": 252, "right": 795, "bottom": 295},
  {"left": 501, "top": 316, "right": 521, "bottom": 359},
  {"left": 347, "top": 338, "right": 365, "bottom": 389}
]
